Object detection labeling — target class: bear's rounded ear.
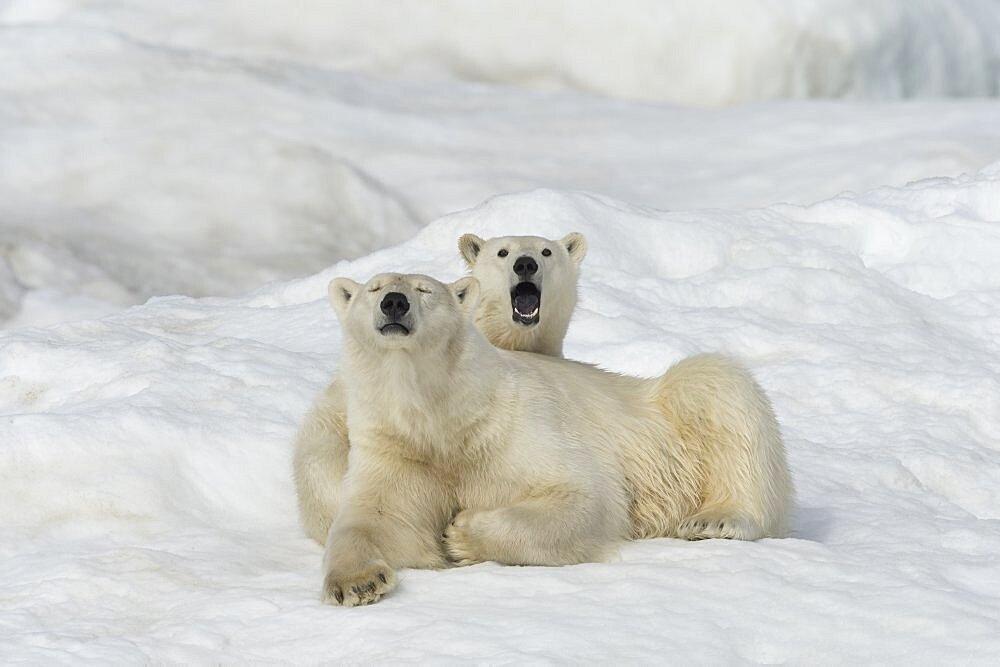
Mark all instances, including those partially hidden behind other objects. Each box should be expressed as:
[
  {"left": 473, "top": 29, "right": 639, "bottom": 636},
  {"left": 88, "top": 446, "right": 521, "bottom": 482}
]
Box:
[
  {"left": 458, "top": 233, "right": 486, "bottom": 269},
  {"left": 328, "top": 278, "right": 361, "bottom": 319},
  {"left": 449, "top": 276, "right": 481, "bottom": 315},
  {"left": 561, "top": 232, "right": 587, "bottom": 267}
]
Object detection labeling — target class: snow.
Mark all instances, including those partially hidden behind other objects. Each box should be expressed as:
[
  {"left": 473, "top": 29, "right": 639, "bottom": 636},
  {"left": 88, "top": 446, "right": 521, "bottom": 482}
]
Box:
[
  {"left": 6, "top": 0, "right": 1000, "bottom": 105},
  {"left": 4, "top": 2, "right": 1000, "bottom": 326},
  {"left": 3, "top": 174, "right": 1000, "bottom": 661},
  {"left": 3, "top": 1, "right": 1000, "bottom": 662}
]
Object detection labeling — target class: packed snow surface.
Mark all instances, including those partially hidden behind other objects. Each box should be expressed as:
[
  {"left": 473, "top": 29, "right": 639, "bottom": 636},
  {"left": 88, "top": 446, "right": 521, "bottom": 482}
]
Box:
[{"left": 3, "top": 171, "right": 1000, "bottom": 662}]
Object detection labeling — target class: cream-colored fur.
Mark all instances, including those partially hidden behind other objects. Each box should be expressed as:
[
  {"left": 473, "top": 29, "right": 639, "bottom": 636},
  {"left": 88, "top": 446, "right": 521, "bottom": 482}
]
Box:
[
  {"left": 293, "top": 378, "right": 349, "bottom": 544},
  {"left": 318, "top": 273, "right": 792, "bottom": 606},
  {"left": 294, "top": 233, "right": 586, "bottom": 545},
  {"left": 458, "top": 232, "right": 586, "bottom": 357}
]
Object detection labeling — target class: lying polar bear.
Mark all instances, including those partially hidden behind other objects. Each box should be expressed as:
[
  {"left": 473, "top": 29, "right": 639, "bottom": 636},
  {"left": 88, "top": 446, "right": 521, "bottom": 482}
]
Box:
[
  {"left": 294, "top": 233, "right": 588, "bottom": 545},
  {"left": 319, "top": 273, "right": 792, "bottom": 606}
]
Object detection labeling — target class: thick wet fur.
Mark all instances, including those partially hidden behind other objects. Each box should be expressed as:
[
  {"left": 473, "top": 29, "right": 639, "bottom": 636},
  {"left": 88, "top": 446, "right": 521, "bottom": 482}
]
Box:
[
  {"left": 293, "top": 233, "right": 586, "bottom": 546},
  {"left": 316, "top": 273, "right": 792, "bottom": 606}
]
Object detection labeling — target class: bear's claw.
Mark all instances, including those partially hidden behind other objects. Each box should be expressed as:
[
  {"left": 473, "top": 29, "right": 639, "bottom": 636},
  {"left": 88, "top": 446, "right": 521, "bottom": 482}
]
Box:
[
  {"left": 323, "top": 562, "right": 395, "bottom": 606},
  {"left": 676, "top": 513, "right": 760, "bottom": 541}
]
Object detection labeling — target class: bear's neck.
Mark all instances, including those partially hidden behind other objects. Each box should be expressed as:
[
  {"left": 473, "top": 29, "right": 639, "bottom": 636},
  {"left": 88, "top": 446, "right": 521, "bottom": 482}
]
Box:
[
  {"left": 341, "top": 325, "right": 504, "bottom": 447},
  {"left": 473, "top": 289, "right": 578, "bottom": 358}
]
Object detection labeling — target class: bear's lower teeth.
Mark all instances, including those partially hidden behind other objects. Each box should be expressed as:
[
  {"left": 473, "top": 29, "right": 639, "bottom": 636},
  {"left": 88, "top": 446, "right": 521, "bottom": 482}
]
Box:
[{"left": 511, "top": 281, "right": 541, "bottom": 323}]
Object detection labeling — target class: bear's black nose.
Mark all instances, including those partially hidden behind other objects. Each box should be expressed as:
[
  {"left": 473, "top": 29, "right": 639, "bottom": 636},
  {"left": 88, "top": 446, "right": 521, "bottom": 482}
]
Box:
[
  {"left": 380, "top": 292, "right": 410, "bottom": 319},
  {"left": 513, "top": 255, "right": 538, "bottom": 278}
]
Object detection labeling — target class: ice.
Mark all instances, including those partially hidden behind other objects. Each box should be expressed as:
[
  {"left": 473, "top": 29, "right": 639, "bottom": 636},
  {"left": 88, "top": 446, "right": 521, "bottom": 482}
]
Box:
[{"left": 3, "top": 172, "right": 1000, "bottom": 661}]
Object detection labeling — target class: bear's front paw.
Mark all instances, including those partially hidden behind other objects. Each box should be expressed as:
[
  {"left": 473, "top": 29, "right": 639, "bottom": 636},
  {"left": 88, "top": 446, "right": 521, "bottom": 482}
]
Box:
[
  {"left": 323, "top": 560, "right": 396, "bottom": 606},
  {"left": 443, "top": 510, "right": 487, "bottom": 566}
]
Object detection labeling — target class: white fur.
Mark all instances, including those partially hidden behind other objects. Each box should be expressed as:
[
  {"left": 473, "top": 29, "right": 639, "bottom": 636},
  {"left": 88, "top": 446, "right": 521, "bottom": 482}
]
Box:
[
  {"left": 317, "top": 273, "right": 792, "bottom": 606},
  {"left": 294, "top": 233, "right": 586, "bottom": 545},
  {"left": 458, "top": 232, "right": 586, "bottom": 358}
]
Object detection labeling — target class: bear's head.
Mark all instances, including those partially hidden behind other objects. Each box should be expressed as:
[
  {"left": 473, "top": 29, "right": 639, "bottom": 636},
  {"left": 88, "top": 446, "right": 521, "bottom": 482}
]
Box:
[
  {"left": 329, "top": 273, "right": 480, "bottom": 351},
  {"left": 458, "top": 232, "right": 586, "bottom": 330}
]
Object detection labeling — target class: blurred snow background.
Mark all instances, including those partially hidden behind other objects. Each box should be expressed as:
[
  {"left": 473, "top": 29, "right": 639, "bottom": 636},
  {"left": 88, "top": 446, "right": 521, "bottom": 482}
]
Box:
[
  {"left": 2, "top": 1, "right": 1000, "bottom": 662},
  {"left": 2, "top": 0, "right": 1000, "bottom": 326}
]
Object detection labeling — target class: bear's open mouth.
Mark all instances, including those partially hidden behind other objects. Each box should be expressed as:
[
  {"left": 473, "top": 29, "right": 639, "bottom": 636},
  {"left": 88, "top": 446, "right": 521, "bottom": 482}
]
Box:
[
  {"left": 379, "top": 322, "right": 410, "bottom": 336},
  {"left": 511, "top": 282, "right": 541, "bottom": 326}
]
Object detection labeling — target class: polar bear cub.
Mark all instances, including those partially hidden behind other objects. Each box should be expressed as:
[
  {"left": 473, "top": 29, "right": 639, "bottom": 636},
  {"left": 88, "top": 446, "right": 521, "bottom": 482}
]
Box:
[
  {"left": 319, "top": 273, "right": 792, "bottom": 606},
  {"left": 294, "top": 233, "right": 587, "bottom": 546}
]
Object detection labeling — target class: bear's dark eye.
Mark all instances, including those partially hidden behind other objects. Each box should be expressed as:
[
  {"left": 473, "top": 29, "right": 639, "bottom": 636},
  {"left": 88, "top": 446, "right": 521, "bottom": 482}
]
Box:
[
  {"left": 541, "top": 248, "right": 552, "bottom": 257},
  {"left": 415, "top": 287, "right": 431, "bottom": 294},
  {"left": 498, "top": 249, "right": 508, "bottom": 257}
]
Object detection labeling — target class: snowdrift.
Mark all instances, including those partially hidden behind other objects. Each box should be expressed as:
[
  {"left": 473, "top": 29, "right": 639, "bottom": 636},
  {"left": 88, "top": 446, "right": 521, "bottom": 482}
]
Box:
[
  {"left": 3, "top": 168, "right": 999, "bottom": 662},
  {"left": 4, "top": 2, "right": 1000, "bottom": 328}
]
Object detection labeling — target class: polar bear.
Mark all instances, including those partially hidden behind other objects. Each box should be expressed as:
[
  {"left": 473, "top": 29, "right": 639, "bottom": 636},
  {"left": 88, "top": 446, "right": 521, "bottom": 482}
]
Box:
[
  {"left": 319, "top": 272, "right": 792, "bottom": 606},
  {"left": 458, "top": 232, "right": 586, "bottom": 357},
  {"left": 294, "top": 233, "right": 587, "bottom": 546}
]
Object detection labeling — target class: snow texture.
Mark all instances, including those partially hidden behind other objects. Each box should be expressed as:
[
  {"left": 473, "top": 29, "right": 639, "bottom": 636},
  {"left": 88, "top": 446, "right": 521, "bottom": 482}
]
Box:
[
  {"left": 4, "top": 1, "right": 1000, "bottom": 325},
  {"left": 3, "top": 172, "right": 1000, "bottom": 662},
  {"left": 7, "top": 0, "right": 1000, "bottom": 106},
  {"left": 2, "top": 1, "right": 1000, "bottom": 662}
]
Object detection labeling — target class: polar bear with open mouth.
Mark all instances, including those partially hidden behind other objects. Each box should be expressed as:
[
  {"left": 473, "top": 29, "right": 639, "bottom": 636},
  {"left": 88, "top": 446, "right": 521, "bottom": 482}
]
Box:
[
  {"left": 294, "top": 233, "right": 588, "bottom": 546},
  {"left": 317, "top": 272, "right": 792, "bottom": 606},
  {"left": 458, "top": 232, "right": 586, "bottom": 357}
]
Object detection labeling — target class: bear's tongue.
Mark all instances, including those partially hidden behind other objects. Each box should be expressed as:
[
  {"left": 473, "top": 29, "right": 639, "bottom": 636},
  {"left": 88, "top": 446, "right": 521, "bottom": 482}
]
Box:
[
  {"left": 513, "top": 293, "right": 539, "bottom": 319},
  {"left": 512, "top": 281, "right": 541, "bottom": 324}
]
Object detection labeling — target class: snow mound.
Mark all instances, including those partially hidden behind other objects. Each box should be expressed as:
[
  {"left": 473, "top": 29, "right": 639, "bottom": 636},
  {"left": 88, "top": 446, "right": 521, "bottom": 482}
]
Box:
[
  {"left": 0, "top": 23, "right": 420, "bottom": 325},
  {"left": 3, "top": 170, "right": 1000, "bottom": 661},
  {"left": 5, "top": 18, "right": 1000, "bottom": 328},
  {"left": 5, "top": 2, "right": 1000, "bottom": 327}
]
